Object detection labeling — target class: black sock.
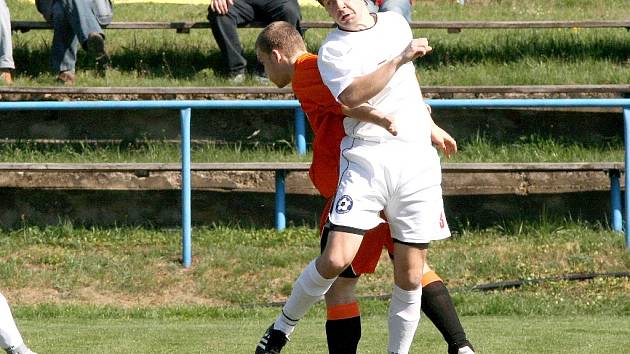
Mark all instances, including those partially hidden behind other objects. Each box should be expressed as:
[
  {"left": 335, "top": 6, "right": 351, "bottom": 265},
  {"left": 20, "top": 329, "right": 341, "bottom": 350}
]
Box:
[
  {"left": 325, "top": 316, "right": 361, "bottom": 354},
  {"left": 421, "top": 281, "right": 473, "bottom": 352}
]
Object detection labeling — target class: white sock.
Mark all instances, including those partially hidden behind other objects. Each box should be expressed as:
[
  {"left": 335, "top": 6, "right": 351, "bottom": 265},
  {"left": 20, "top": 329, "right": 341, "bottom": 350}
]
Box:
[
  {"left": 0, "top": 293, "right": 24, "bottom": 350},
  {"left": 274, "top": 260, "right": 336, "bottom": 336},
  {"left": 387, "top": 284, "right": 422, "bottom": 354}
]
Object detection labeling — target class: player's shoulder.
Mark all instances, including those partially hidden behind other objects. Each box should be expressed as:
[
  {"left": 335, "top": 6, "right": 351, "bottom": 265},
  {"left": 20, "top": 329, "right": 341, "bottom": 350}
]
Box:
[
  {"left": 318, "top": 31, "right": 352, "bottom": 60},
  {"left": 376, "top": 11, "right": 410, "bottom": 29}
]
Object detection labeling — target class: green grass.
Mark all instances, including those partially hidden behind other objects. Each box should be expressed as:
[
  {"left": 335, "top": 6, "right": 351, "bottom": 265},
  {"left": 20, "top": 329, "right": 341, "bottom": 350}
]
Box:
[
  {"left": 0, "top": 141, "right": 312, "bottom": 163},
  {"left": 9, "top": 312, "right": 630, "bottom": 353},
  {"left": 5, "top": 0, "right": 630, "bottom": 86},
  {"left": 0, "top": 135, "right": 621, "bottom": 163},
  {"left": 1, "top": 221, "right": 628, "bottom": 306},
  {"left": 0, "top": 215, "right": 628, "bottom": 353}
]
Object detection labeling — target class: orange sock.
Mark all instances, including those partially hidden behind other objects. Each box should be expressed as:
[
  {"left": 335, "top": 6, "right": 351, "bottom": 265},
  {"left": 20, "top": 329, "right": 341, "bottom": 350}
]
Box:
[
  {"left": 421, "top": 270, "right": 443, "bottom": 288},
  {"left": 326, "top": 301, "right": 360, "bottom": 320}
]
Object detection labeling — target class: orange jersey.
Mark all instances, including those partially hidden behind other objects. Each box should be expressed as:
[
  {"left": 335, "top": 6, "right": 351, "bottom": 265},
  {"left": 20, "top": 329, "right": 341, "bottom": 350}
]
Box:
[
  {"left": 292, "top": 53, "right": 346, "bottom": 198},
  {"left": 293, "top": 53, "right": 393, "bottom": 275}
]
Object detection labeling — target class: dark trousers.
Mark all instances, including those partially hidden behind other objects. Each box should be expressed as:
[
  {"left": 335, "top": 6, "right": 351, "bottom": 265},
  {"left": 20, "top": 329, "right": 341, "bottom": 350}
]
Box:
[{"left": 208, "top": 0, "right": 301, "bottom": 75}]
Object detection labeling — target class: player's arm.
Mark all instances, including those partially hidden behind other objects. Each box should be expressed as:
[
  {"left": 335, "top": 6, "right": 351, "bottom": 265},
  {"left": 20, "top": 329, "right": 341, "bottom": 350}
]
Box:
[
  {"left": 428, "top": 107, "right": 457, "bottom": 158},
  {"left": 338, "top": 38, "right": 432, "bottom": 108},
  {"left": 341, "top": 104, "right": 398, "bottom": 136}
]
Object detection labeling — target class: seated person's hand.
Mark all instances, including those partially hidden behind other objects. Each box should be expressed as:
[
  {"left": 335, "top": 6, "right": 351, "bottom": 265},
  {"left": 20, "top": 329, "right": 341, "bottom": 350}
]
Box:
[{"left": 210, "top": 0, "right": 234, "bottom": 15}]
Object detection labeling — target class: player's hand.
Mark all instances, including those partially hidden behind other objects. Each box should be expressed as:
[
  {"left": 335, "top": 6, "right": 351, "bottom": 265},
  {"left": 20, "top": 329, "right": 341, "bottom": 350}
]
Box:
[
  {"left": 378, "top": 115, "right": 398, "bottom": 136},
  {"left": 210, "top": 0, "right": 234, "bottom": 15},
  {"left": 399, "top": 38, "right": 432, "bottom": 64},
  {"left": 431, "top": 125, "right": 457, "bottom": 158}
]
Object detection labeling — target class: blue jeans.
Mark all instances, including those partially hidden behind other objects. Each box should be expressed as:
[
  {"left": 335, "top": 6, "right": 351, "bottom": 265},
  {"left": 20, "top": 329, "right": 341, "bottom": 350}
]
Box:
[
  {"left": 0, "top": 0, "right": 14, "bottom": 69},
  {"left": 50, "top": 0, "right": 112, "bottom": 73},
  {"left": 367, "top": 0, "right": 412, "bottom": 22}
]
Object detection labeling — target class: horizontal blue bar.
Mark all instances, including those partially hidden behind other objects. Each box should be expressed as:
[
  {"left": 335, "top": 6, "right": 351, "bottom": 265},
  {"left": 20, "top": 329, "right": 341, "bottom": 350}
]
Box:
[
  {"left": 1, "top": 99, "right": 630, "bottom": 111},
  {"left": 0, "top": 100, "right": 301, "bottom": 111}
]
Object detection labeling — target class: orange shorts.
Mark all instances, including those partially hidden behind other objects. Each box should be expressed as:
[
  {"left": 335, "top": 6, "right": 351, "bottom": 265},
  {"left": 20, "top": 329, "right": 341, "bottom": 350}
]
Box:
[{"left": 320, "top": 197, "right": 394, "bottom": 275}]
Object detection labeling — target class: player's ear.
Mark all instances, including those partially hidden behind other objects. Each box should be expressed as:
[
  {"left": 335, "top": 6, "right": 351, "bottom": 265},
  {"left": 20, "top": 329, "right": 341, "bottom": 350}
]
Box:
[{"left": 271, "top": 49, "right": 283, "bottom": 63}]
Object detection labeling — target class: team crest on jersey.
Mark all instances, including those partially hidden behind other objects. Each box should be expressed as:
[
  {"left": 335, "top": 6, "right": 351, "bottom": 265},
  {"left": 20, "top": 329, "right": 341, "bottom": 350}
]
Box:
[{"left": 335, "top": 195, "right": 353, "bottom": 214}]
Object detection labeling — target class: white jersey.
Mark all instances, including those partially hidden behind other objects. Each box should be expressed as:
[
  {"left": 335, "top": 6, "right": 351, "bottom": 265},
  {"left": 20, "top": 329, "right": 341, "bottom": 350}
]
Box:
[{"left": 317, "top": 11, "right": 432, "bottom": 144}]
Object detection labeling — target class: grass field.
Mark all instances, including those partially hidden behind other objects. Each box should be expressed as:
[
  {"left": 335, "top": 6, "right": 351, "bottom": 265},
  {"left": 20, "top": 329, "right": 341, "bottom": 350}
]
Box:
[
  {"left": 2, "top": 1, "right": 629, "bottom": 352},
  {"left": 2, "top": 222, "right": 629, "bottom": 306},
  {"left": 3, "top": 221, "right": 629, "bottom": 353},
  {"left": 12, "top": 312, "right": 630, "bottom": 353}
]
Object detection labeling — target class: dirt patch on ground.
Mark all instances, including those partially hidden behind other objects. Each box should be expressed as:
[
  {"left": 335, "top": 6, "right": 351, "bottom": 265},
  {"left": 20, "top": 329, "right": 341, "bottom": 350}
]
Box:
[{"left": 3, "top": 286, "right": 231, "bottom": 307}]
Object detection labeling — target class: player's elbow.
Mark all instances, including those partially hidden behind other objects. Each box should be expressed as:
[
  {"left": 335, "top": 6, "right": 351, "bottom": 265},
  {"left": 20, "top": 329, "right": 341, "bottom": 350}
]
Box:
[{"left": 338, "top": 91, "right": 362, "bottom": 109}]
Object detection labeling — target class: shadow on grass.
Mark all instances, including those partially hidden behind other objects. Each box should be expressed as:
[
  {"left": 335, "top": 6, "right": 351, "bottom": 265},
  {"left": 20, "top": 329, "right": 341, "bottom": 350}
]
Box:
[
  {"left": 421, "top": 30, "right": 630, "bottom": 67},
  {"left": 11, "top": 32, "right": 630, "bottom": 80}
]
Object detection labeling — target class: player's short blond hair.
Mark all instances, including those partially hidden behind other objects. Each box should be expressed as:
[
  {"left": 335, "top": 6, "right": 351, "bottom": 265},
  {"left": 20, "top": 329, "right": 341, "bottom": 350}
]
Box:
[{"left": 256, "top": 21, "right": 306, "bottom": 57}]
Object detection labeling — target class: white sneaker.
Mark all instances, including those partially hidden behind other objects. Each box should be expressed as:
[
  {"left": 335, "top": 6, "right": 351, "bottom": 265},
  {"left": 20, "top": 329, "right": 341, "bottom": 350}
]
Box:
[{"left": 458, "top": 346, "right": 475, "bottom": 354}]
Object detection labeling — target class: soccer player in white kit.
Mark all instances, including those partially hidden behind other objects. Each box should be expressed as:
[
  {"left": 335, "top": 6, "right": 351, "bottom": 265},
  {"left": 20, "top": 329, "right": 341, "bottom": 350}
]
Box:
[
  {"left": 0, "top": 293, "right": 37, "bottom": 354},
  {"left": 255, "top": 1, "right": 448, "bottom": 353}
]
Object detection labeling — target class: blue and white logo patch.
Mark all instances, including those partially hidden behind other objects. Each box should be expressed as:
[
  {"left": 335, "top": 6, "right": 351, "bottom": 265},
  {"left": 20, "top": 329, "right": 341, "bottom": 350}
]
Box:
[{"left": 335, "top": 195, "right": 353, "bottom": 214}]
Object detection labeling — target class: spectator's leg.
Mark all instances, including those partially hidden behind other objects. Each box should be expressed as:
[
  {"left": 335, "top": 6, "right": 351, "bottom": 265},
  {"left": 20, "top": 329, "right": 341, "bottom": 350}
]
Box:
[
  {"left": 57, "top": 0, "right": 104, "bottom": 48},
  {"left": 208, "top": 0, "right": 255, "bottom": 76},
  {"left": 51, "top": 0, "right": 78, "bottom": 75},
  {"left": 0, "top": 0, "right": 14, "bottom": 71},
  {"left": 258, "top": 0, "right": 302, "bottom": 30},
  {"left": 380, "top": 0, "right": 412, "bottom": 21}
]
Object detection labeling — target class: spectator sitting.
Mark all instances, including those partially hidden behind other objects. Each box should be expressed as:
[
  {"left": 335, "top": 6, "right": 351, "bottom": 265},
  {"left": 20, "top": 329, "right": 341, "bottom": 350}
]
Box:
[
  {"left": 36, "top": 0, "right": 113, "bottom": 85},
  {"left": 367, "top": 0, "right": 414, "bottom": 21},
  {"left": 0, "top": 0, "right": 14, "bottom": 84},
  {"left": 208, "top": 0, "right": 301, "bottom": 82}
]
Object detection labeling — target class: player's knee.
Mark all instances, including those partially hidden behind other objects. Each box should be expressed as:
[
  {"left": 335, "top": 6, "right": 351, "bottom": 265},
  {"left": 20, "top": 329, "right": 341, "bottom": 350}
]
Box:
[
  {"left": 317, "top": 254, "right": 351, "bottom": 278},
  {"left": 395, "top": 272, "right": 422, "bottom": 291}
]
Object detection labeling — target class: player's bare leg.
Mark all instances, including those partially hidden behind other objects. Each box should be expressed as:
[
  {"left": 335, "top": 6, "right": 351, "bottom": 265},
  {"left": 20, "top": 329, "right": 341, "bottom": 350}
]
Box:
[{"left": 325, "top": 277, "right": 361, "bottom": 354}]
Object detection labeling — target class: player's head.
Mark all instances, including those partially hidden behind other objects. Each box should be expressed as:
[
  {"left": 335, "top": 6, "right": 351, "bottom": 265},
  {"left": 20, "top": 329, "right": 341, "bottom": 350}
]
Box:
[
  {"left": 256, "top": 21, "right": 306, "bottom": 88},
  {"left": 317, "top": 0, "right": 371, "bottom": 30}
]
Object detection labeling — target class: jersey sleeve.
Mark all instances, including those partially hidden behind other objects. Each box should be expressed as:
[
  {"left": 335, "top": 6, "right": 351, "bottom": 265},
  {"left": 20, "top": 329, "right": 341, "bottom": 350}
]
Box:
[
  {"left": 317, "top": 43, "right": 357, "bottom": 102},
  {"left": 293, "top": 58, "right": 343, "bottom": 119}
]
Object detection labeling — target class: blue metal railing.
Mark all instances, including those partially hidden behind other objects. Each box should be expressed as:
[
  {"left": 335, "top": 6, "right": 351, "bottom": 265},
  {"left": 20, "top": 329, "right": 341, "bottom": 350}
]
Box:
[
  {"left": 0, "top": 99, "right": 301, "bottom": 268},
  {"left": 0, "top": 98, "right": 629, "bottom": 267}
]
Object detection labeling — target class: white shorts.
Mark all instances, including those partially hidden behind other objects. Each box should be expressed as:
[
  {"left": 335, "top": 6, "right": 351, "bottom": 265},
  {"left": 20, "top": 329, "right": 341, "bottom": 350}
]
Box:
[{"left": 329, "top": 137, "right": 451, "bottom": 244}]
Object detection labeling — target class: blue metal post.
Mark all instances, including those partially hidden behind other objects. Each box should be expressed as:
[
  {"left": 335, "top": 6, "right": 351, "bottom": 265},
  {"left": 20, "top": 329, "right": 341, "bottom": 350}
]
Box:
[
  {"left": 180, "top": 108, "right": 192, "bottom": 267},
  {"left": 275, "top": 170, "right": 286, "bottom": 231},
  {"left": 625, "top": 109, "right": 630, "bottom": 250},
  {"left": 294, "top": 107, "right": 306, "bottom": 155},
  {"left": 610, "top": 170, "right": 622, "bottom": 232}
]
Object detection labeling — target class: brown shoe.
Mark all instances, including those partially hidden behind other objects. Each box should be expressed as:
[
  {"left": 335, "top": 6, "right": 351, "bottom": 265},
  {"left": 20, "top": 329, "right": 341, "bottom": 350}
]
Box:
[
  {"left": 87, "top": 32, "right": 110, "bottom": 71},
  {"left": 0, "top": 69, "right": 12, "bottom": 85},
  {"left": 56, "top": 71, "right": 76, "bottom": 85}
]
